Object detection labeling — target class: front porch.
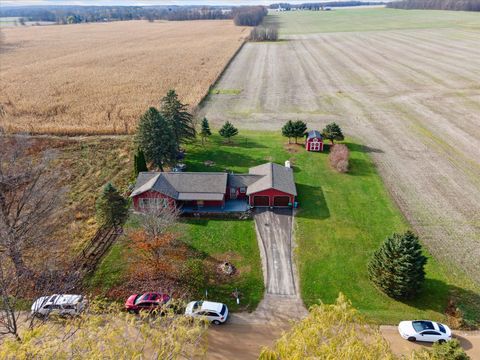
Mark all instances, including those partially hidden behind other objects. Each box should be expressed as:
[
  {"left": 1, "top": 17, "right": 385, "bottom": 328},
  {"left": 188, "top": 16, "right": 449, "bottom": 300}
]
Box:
[{"left": 180, "top": 199, "right": 250, "bottom": 214}]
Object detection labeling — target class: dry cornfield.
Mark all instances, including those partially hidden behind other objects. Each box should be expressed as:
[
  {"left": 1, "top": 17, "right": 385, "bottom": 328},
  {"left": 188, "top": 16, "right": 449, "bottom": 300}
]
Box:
[{"left": 0, "top": 20, "right": 247, "bottom": 135}]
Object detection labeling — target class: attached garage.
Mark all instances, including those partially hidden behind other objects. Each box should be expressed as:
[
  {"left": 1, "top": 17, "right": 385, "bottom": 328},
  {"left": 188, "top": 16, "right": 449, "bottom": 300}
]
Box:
[
  {"left": 253, "top": 196, "right": 270, "bottom": 207},
  {"left": 273, "top": 196, "right": 290, "bottom": 207},
  {"left": 246, "top": 162, "right": 297, "bottom": 209}
]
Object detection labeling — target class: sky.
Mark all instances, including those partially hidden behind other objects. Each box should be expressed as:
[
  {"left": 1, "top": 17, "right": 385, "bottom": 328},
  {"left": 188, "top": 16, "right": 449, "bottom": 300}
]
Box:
[{"left": 1, "top": 0, "right": 387, "bottom": 6}]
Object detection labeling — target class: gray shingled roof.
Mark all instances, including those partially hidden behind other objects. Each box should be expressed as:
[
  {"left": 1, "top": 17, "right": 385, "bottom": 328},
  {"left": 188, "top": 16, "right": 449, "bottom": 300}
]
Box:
[
  {"left": 228, "top": 174, "right": 263, "bottom": 188},
  {"left": 131, "top": 163, "right": 296, "bottom": 200},
  {"left": 130, "top": 172, "right": 227, "bottom": 200},
  {"left": 307, "top": 130, "right": 323, "bottom": 140},
  {"left": 247, "top": 162, "right": 297, "bottom": 196}
]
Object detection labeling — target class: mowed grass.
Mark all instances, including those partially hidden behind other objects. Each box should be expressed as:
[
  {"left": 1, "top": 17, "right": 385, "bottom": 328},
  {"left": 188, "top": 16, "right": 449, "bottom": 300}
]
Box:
[
  {"left": 267, "top": 8, "right": 480, "bottom": 35},
  {"left": 85, "top": 131, "right": 478, "bottom": 322},
  {"left": 183, "top": 219, "right": 263, "bottom": 312},
  {"left": 185, "top": 132, "right": 479, "bottom": 323}
]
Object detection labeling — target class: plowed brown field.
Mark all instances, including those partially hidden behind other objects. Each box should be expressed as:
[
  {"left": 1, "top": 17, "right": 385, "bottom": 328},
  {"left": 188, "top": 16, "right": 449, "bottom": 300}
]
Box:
[
  {"left": 201, "top": 11, "right": 480, "bottom": 284},
  {"left": 0, "top": 20, "right": 247, "bottom": 135}
]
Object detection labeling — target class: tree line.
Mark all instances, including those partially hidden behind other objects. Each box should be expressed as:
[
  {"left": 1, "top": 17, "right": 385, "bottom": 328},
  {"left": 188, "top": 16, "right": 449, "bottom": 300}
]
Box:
[
  {"left": 387, "top": 0, "right": 480, "bottom": 11},
  {"left": 269, "top": 1, "right": 386, "bottom": 10},
  {"left": 232, "top": 6, "right": 268, "bottom": 26},
  {"left": 0, "top": 5, "right": 270, "bottom": 25}
]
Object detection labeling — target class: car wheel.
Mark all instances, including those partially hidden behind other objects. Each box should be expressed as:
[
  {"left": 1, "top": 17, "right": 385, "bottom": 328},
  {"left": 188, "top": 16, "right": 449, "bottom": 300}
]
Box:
[
  {"left": 212, "top": 320, "right": 221, "bottom": 325},
  {"left": 407, "top": 337, "right": 416, "bottom": 342},
  {"left": 438, "top": 339, "right": 446, "bottom": 344}
]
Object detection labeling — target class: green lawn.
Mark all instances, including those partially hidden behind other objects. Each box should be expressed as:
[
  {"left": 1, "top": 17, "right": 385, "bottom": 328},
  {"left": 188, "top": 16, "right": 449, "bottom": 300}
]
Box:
[
  {"left": 183, "top": 219, "right": 263, "bottom": 312},
  {"left": 265, "top": 8, "right": 480, "bottom": 35},
  {"left": 185, "top": 132, "right": 479, "bottom": 324},
  {"left": 88, "top": 131, "right": 479, "bottom": 323}
]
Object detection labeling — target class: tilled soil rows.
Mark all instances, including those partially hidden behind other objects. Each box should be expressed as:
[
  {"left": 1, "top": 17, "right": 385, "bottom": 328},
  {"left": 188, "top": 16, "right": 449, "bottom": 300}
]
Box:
[{"left": 200, "top": 27, "right": 480, "bottom": 284}]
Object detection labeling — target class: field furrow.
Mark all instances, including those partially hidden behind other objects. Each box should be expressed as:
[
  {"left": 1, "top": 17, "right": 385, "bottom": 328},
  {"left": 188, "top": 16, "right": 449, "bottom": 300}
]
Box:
[{"left": 200, "top": 15, "right": 480, "bottom": 283}]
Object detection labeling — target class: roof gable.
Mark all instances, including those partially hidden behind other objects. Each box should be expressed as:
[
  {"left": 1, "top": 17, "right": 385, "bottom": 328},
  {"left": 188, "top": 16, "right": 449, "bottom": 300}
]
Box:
[
  {"left": 131, "top": 172, "right": 227, "bottom": 200},
  {"left": 247, "top": 162, "right": 297, "bottom": 196},
  {"left": 307, "top": 130, "right": 323, "bottom": 140}
]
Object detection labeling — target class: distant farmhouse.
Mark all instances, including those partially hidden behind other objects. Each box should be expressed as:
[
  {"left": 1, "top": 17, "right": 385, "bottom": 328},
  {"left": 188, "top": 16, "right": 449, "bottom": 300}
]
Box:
[{"left": 130, "top": 162, "right": 297, "bottom": 213}]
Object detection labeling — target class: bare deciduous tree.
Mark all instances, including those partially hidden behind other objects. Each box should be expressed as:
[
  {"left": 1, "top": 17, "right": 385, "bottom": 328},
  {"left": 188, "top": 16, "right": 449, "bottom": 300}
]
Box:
[
  {"left": 0, "top": 136, "right": 65, "bottom": 278},
  {"left": 0, "top": 253, "right": 21, "bottom": 341},
  {"left": 139, "top": 205, "right": 181, "bottom": 238}
]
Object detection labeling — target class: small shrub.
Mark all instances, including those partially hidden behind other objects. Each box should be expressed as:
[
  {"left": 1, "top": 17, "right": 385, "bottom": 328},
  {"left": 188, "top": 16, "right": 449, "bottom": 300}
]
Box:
[
  {"left": 430, "top": 339, "right": 470, "bottom": 360},
  {"left": 329, "top": 144, "right": 349, "bottom": 173},
  {"left": 249, "top": 26, "right": 279, "bottom": 41}
]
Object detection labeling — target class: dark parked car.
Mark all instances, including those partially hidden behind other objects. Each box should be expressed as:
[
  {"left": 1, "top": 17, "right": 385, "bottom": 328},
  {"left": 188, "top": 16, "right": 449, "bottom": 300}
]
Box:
[{"left": 125, "top": 292, "right": 170, "bottom": 313}]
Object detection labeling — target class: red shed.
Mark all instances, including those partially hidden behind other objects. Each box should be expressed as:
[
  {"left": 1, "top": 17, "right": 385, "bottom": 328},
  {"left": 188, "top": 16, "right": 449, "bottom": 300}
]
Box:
[{"left": 305, "top": 130, "right": 324, "bottom": 152}]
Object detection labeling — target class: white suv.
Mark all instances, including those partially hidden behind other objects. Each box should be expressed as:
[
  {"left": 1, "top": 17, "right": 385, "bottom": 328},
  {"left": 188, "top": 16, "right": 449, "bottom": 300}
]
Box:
[
  {"left": 185, "top": 301, "right": 228, "bottom": 324},
  {"left": 31, "top": 294, "right": 86, "bottom": 317}
]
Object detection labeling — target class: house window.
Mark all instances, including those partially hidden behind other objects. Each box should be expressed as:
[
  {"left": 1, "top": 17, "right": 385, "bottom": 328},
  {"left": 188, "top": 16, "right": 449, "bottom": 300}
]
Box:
[
  {"left": 139, "top": 197, "right": 168, "bottom": 210},
  {"left": 239, "top": 187, "right": 246, "bottom": 193}
]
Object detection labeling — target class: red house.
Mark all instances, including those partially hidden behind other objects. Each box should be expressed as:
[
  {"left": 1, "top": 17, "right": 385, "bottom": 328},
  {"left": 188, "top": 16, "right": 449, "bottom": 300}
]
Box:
[
  {"left": 305, "top": 130, "right": 324, "bottom": 152},
  {"left": 130, "top": 162, "right": 297, "bottom": 213}
]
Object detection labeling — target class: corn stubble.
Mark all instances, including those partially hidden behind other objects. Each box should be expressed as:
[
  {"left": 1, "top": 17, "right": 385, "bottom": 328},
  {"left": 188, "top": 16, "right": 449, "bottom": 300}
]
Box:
[{"left": 0, "top": 20, "right": 247, "bottom": 135}]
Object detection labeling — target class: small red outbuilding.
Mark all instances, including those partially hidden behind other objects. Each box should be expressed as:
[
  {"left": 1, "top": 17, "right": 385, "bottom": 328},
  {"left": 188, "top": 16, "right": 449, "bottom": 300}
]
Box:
[{"left": 305, "top": 130, "right": 324, "bottom": 152}]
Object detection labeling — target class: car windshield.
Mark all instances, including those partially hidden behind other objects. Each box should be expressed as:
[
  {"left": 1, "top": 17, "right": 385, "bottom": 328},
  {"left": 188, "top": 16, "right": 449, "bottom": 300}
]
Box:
[
  {"left": 412, "top": 321, "right": 434, "bottom": 332},
  {"left": 193, "top": 301, "right": 202, "bottom": 311},
  {"left": 134, "top": 295, "right": 144, "bottom": 305},
  {"left": 220, "top": 305, "right": 227, "bottom": 316},
  {"left": 438, "top": 323, "right": 446, "bottom": 333}
]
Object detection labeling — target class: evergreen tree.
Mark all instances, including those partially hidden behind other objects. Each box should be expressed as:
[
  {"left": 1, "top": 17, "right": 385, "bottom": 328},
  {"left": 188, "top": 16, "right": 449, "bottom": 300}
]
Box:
[
  {"left": 95, "top": 183, "right": 129, "bottom": 227},
  {"left": 368, "top": 231, "right": 427, "bottom": 300},
  {"left": 322, "top": 122, "right": 344, "bottom": 144},
  {"left": 200, "top": 117, "right": 212, "bottom": 145},
  {"left": 281, "top": 120, "right": 296, "bottom": 144},
  {"left": 135, "top": 107, "right": 177, "bottom": 172},
  {"left": 292, "top": 120, "right": 307, "bottom": 144},
  {"left": 133, "top": 148, "right": 148, "bottom": 177},
  {"left": 219, "top": 121, "right": 238, "bottom": 143},
  {"left": 159, "top": 89, "right": 196, "bottom": 146}
]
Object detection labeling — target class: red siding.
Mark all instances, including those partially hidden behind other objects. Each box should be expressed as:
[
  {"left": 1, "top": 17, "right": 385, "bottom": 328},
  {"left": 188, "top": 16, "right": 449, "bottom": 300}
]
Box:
[
  {"left": 306, "top": 137, "right": 324, "bottom": 152},
  {"left": 249, "top": 188, "right": 295, "bottom": 207},
  {"left": 226, "top": 186, "right": 248, "bottom": 200},
  {"left": 132, "top": 191, "right": 176, "bottom": 212}
]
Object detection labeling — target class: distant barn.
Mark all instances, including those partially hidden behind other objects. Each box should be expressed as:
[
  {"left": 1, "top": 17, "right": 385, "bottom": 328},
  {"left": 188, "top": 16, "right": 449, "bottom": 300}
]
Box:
[{"left": 305, "top": 130, "right": 324, "bottom": 152}]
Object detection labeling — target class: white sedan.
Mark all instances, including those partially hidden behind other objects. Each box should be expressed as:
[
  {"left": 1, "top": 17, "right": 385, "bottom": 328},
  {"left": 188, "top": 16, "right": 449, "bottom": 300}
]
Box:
[
  {"left": 185, "top": 301, "right": 228, "bottom": 325},
  {"left": 398, "top": 320, "right": 452, "bottom": 343}
]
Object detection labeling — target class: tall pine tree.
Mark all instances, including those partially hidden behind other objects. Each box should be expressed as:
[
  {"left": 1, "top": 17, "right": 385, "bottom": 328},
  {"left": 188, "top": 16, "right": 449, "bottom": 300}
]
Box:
[
  {"left": 368, "top": 231, "right": 427, "bottom": 299},
  {"left": 95, "top": 183, "right": 129, "bottom": 227},
  {"left": 135, "top": 107, "right": 177, "bottom": 172},
  {"left": 282, "top": 120, "right": 295, "bottom": 144},
  {"left": 200, "top": 117, "right": 212, "bottom": 145},
  {"left": 133, "top": 148, "right": 148, "bottom": 177},
  {"left": 159, "top": 90, "right": 196, "bottom": 146}
]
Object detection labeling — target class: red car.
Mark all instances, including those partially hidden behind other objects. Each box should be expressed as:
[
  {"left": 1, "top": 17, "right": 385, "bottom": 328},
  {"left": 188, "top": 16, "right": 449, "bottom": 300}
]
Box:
[{"left": 125, "top": 292, "right": 170, "bottom": 313}]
